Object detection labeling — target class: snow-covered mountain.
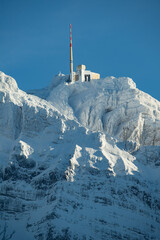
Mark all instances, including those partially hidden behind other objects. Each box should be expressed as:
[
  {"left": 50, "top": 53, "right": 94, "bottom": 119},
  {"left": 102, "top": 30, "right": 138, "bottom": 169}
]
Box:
[{"left": 0, "top": 71, "right": 160, "bottom": 240}]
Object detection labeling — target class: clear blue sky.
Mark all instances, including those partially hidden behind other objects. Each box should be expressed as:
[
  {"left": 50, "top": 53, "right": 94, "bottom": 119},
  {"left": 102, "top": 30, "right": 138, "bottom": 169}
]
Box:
[{"left": 0, "top": 0, "right": 160, "bottom": 100}]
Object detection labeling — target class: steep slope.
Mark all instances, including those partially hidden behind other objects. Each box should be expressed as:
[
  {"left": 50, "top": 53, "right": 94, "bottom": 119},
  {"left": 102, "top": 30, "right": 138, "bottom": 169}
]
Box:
[
  {"left": 0, "top": 71, "right": 160, "bottom": 240},
  {"left": 47, "top": 75, "right": 160, "bottom": 149}
]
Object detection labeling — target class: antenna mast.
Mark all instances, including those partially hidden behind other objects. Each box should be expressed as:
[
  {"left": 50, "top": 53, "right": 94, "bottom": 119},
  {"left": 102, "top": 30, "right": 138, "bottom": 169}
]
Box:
[{"left": 70, "top": 24, "right": 74, "bottom": 82}]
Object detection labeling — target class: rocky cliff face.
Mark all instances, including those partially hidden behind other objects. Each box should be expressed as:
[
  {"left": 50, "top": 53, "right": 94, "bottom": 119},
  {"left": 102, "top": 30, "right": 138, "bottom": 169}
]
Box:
[{"left": 0, "top": 71, "right": 160, "bottom": 240}]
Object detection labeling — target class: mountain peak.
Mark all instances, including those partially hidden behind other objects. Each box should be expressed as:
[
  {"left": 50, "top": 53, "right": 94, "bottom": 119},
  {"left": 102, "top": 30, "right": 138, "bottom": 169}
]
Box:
[
  {"left": 0, "top": 71, "right": 160, "bottom": 239},
  {"left": 0, "top": 71, "right": 18, "bottom": 92}
]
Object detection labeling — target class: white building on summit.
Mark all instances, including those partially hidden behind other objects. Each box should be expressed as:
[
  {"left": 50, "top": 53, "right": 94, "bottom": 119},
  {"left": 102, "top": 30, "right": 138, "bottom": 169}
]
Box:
[
  {"left": 69, "top": 24, "right": 100, "bottom": 82},
  {"left": 74, "top": 65, "right": 100, "bottom": 82}
]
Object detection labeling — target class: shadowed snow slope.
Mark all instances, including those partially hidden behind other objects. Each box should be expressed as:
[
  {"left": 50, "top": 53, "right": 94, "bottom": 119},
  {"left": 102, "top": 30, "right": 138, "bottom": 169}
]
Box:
[{"left": 0, "top": 71, "right": 160, "bottom": 240}]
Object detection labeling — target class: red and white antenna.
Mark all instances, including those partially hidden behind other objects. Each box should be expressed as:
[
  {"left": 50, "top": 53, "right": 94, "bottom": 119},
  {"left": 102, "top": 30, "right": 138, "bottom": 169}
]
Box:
[{"left": 70, "top": 24, "right": 74, "bottom": 81}]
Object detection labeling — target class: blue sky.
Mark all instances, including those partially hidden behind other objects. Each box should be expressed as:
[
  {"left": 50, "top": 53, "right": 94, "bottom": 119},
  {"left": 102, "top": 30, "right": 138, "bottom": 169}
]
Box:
[{"left": 0, "top": 0, "right": 160, "bottom": 100}]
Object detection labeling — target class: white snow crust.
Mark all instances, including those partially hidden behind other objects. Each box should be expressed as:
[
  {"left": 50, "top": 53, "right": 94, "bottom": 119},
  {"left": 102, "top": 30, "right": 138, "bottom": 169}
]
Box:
[{"left": 0, "top": 71, "right": 160, "bottom": 240}]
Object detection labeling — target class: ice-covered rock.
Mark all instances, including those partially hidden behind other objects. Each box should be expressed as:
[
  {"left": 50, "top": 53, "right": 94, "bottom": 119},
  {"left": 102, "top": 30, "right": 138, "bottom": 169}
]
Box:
[
  {"left": 0, "top": 71, "right": 18, "bottom": 92},
  {"left": 0, "top": 72, "right": 160, "bottom": 240},
  {"left": 48, "top": 75, "right": 160, "bottom": 148}
]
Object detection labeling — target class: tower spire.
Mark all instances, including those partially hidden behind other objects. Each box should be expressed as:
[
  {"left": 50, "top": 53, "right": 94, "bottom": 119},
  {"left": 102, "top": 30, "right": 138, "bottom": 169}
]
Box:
[{"left": 70, "top": 24, "right": 74, "bottom": 82}]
